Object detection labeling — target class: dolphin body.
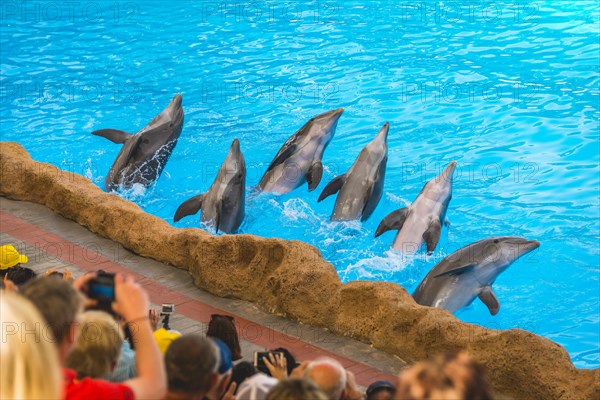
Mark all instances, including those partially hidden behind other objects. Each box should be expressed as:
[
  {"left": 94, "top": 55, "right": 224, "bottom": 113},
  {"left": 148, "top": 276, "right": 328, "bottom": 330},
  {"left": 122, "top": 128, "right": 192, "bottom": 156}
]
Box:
[
  {"left": 92, "top": 94, "right": 184, "bottom": 191},
  {"left": 412, "top": 236, "right": 540, "bottom": 315},
  {"left": 174, "top": 139, "right": 246, "bottom": 234},
  {"left": 318, "top": 122, "right": 389, "bottom": 221},
  {"left": 257, "top": 108, "right": 344, "bottom": 194},
  {"left": 375, "top": 161, "right": 456, "bottom": 254}
]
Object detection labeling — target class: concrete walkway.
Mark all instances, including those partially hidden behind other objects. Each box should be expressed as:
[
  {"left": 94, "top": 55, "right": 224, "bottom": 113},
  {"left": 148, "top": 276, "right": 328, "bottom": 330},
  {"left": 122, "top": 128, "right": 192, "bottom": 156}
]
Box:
[{"left": 0, "top": 196, "right": 406, "bottom": 386}]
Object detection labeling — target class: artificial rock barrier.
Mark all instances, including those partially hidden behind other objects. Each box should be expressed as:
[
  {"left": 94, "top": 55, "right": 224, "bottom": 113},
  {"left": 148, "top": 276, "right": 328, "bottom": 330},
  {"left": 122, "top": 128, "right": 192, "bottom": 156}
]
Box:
[{"left": 0, "top": 142, "right": 597, "bottom": 400}]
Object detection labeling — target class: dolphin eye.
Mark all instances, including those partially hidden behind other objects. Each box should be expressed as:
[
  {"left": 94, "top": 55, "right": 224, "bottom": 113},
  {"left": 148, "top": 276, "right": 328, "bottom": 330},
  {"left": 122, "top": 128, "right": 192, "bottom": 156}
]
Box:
[{"left": 494, "top": 239, "right": 499, "bottom": 243}]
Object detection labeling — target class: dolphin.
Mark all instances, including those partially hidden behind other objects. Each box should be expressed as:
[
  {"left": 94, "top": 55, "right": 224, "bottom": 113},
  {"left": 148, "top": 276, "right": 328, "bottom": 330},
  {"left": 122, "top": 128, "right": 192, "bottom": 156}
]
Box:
[
  {"left": 174, "top": 139, "right": 246, "bottom": 234},
  {"left": 375, "top": 161, "right": 457, "bottom": 254},
  {"left": 318, "top": 122, "right": 389, "bottom": 221},
  {"left": 412, "top": 236, "right": 540, "bottom": 315},
  {"left": 92, "top": 94, "right": 184, "bottom": 191},
  {"left": 257, "top": 108, "right": 344, "bottom": 194}
]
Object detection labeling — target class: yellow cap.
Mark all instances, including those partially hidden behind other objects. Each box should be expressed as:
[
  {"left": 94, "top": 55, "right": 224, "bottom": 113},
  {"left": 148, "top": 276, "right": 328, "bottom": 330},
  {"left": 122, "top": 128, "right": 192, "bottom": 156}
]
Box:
[
  {"left": 153, "top": 327, "right": 181, "bottom": 354},
  {"left": 0, "top": 245, "right": 28, "bottom": 270}
]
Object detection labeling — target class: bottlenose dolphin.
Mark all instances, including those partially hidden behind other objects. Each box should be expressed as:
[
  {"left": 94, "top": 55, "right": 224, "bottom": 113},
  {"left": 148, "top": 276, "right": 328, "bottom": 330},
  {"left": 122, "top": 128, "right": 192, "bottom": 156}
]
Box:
[
  {"left": 412, "top": 236, "right": 540, "bottom": 315},
  {"left": 318, "top": 122, "right": 389, "bottom": 221},
  {"left": 257, "top": 108, "right": 344, "bottom": 194},
  {"left": 92, "top": 94, "right": 184, "bottom": 191},
  {"left": 174, "top": 139, "right": 246, "bottom": 234},
  {"left": 375, "top": 161, "right": 456, "bottom": 254}
]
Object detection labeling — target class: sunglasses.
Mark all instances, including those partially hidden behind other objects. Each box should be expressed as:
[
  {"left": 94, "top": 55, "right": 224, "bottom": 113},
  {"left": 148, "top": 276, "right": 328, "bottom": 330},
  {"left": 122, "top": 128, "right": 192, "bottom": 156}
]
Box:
[{"left": 210, "top": 313, "right": 234, "bottom": 321}]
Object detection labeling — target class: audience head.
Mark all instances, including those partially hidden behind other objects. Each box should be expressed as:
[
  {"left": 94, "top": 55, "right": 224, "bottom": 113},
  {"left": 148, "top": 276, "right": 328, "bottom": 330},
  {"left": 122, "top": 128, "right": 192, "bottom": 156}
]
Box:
[
  {"left": 232, "top": 361, "right": 258, "bottom": 392},
  {"left": 236, "top": 373, "right": 278, "bottom": 400},
  {"left": 395, "top": 352, "right": 493, "bottom": 400},
  {"left": 0, "top": 292, "right": 62, "bottom": 399},
  {"left": 207, "top": 313, "right": 242, "bottom": 361},
  {"left": 267, "top": 378, "right": 328, "bottom": 400},
  {"left": 65, "top": 310, "right": 124, "bottom": 378},
  {"left": 165, "top": 334, "right": 220, "bottom": 399},
  {"left": 366, "top": 380, "right": 395, "bottom": 400},
  {"left": 20, "top": 276, "right": 82, "bottom": 350},
  {"left": 305, "top": 357, "right": 347, "bottom": 400},
  {"left": 5, "top": 266, "right": 37, "bottom": 286}
]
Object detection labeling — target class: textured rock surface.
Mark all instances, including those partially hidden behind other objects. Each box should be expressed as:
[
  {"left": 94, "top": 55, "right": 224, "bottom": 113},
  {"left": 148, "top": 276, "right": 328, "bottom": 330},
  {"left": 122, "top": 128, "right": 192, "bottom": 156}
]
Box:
[{"left": 1, "top": 142, "right": 598, "bottom": 400}]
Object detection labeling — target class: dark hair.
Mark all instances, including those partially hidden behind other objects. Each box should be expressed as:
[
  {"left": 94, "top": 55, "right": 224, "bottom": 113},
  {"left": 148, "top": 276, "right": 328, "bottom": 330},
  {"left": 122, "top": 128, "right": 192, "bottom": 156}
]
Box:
[
  {"left": 207, "top": 314, "right": 242, "bottom": 361},
  {"left": 20, "top": 277, "right": 82, "bottom": 344},
  {"left": 165, "top": 334, "right": 219, "bottom": 396},
  {"left": 6, "top": 266, "right": 37, "bottom": 286},
  {"left": 266, "top": 378, "right": 327, "bottom": 400},
  {"left": 270, "top": 347, "right": 298, "bottom": 376},
  {"left": 231, "top": 361, "right": 257, "bottom": 393}
]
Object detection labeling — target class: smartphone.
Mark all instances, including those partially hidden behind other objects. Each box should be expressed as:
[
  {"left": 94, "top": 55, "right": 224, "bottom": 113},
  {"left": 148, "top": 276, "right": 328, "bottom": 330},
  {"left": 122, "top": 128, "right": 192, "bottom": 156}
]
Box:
[
  {"left": 87, "top": 272, "right": 115, "bottom": 303},
  {"left": 254, "top": 351, "right": 284, "bottom": 375},
  {"left": 161, "top": 303, "right": 175, "bottom": 315}
]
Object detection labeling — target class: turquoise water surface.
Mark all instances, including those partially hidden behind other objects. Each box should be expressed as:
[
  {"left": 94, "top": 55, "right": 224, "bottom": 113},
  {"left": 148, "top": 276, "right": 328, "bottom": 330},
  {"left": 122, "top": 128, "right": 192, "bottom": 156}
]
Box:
[{"left": 1, "top": 1, "right": 598, "bottom": 368}]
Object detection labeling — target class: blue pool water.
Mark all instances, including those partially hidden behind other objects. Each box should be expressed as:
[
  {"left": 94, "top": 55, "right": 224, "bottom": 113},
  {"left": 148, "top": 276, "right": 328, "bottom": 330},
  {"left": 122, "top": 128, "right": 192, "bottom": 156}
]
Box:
[{"left": 1, "top": 1, "right": 598, "bottom": 367}]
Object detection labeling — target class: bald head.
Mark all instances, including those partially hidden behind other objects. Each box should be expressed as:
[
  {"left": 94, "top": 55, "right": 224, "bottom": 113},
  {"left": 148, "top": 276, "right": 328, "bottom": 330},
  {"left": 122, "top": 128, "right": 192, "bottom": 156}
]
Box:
[{"left": 305, "top": 357, "right": 347, "bottom": 400}]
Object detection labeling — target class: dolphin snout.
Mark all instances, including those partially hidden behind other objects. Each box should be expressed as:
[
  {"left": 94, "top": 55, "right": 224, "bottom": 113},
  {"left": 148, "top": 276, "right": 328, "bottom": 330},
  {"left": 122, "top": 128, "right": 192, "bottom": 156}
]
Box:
[
  {"left": 330, "top": 107, "right": 344, "bottom": 121},
  {"left": 375, "top": 122, "right": 390, "bottom": 142},
  {"left": 171, "top": 94, "right": 183, "bottom": 109},
  {"left": 231, "top": 138, "right": 241, "bottom": 153}
]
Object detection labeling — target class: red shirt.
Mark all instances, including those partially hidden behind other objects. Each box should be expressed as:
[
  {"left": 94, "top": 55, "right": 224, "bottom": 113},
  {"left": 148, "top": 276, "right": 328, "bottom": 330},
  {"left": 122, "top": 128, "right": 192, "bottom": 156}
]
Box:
[{"left": 63, "top": 369, "right": 135, "bottom": 400}]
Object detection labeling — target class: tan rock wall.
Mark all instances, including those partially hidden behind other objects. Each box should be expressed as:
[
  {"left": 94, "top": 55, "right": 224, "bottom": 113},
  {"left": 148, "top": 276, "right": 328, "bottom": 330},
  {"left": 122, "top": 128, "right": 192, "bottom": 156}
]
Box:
[{"left": 1, "top": 142, "right": 597, "bottom": 400}]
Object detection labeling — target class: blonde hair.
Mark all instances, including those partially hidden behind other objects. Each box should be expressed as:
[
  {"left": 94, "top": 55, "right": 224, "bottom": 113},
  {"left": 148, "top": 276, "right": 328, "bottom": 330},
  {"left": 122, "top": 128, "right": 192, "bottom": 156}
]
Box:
[
  {"left": 0, "top": 292, "right": 62, "bottom": 399},
  {"left": 396, "top": 352, "right": 493, "bottom": 400},
  {"left": 66, "top": 311, "right": 124, "bottom": 379}
]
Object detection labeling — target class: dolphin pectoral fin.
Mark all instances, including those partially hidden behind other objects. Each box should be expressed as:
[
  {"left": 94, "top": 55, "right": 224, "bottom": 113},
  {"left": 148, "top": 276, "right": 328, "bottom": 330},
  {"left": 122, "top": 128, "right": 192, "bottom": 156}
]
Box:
[
  {"left": 374, "top": 208, "right": 409, "bottom": 237},
  {"left": 174, "top": 194, "right": 204, "bottom": 222},
  {"left": 433, "top": 263, "right": 476, "bottom": 278},
  {"left": 306, "top": 161, "right": 323, "bottom": 191},
  {"left": 92, "top": 129, "right": 133, "bottom": 144},
  {"left": 479, "top": 286, "right": 500, "bottom": 315},
  {"left": 265, "top": 144, "right": 297, "bottom": 173},
  {"left": 318, "top": 174, "right": 346, "bottom": 202},
  {"left": 423, "top": 219, "right": 442, "bottom": 254}
]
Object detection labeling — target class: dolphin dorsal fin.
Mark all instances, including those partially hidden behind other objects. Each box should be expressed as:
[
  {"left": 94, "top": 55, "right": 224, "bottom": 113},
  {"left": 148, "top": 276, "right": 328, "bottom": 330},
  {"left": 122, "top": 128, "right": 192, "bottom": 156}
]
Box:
[
  {"left": 318, "top": 174, "right": 346, "bottom": 202},
  {"left": 478, "top": 286, "right": 500, "bottom": 315},
  {"left": 174, "top": 194, "right": 204, "bottom": 222},
  {"left": 265, "top": 143, "right": 297, "bottom": 173},
  {"left": 423, "top": 219, "right": 442, "bottom": 254},
  {"left": 375, "top": 208, "right": 409, "bottom": 237},
  {"left": 433, "top": 263, "right": 476, "bottom": 278},
  {"left": 92, "top": 129, "right": 133, "bottom": 144},
  {"left": 306, "top": 161, "right": 323, "bottom": 191}
]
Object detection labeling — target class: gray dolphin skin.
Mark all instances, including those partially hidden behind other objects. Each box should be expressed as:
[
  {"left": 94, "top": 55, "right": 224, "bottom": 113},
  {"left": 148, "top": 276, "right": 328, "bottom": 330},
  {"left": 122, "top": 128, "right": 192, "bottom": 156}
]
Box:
[
  {"left": 318, "top": 122, "right": 389, "bottom": 221},
  {"left": 375, "top": 161, "right": 456, "bottom": 254},
  {"left": 92, "top": 94, "right": 184, "bottom": 191},
  {"left": 173, "top": 139, "right": 246, "bottom": 234},
  {"left": 257, "top": 108, "right": 344, "bottom": 194},
  {"left": 412, "top": 237, "right": 540, "bottom": 315}
]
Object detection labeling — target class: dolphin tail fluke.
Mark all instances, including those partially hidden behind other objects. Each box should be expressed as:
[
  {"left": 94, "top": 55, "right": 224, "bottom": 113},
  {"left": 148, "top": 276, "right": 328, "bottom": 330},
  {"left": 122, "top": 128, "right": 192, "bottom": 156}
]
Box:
[
  {"left": 423, "top": 219, "right": 442, "bottom": 254},
  {"left": 318, "top": 174, "right": 346, "bottom": 202},
  {"left": 92, "top": 129, "right": 133, "bottom": 144},
  {"left": 374, "top": 208, "right": 408, "bottom": 237},
  {"left": 478, "top": 286, "right": 500, "bottom": 315},
  {"left": 306, "top": 161, "right": 323, "bottom": 191},
  {"left": 174, "top": 194, "right": 204, "bottom": 223}
]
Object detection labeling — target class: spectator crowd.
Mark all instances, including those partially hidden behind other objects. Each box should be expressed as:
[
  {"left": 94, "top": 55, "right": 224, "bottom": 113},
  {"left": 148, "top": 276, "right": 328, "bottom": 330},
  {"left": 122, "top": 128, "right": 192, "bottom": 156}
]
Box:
[{"left": 1, "top": 244, "right": 494, "bottom": 399}]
